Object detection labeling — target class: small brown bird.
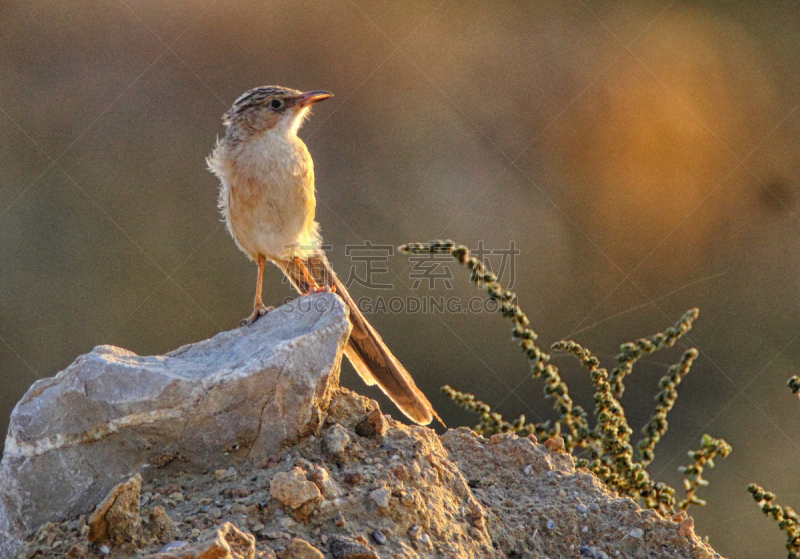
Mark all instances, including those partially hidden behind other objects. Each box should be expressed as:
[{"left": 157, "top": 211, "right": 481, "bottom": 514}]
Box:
[{"left": 207, "top": 85, "right": 441, "bottom": 426}]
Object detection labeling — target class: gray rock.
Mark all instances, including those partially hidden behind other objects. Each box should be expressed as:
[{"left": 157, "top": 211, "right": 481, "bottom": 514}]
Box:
[
  {"left": 0, "top": 294, "right": 350, "bottom": 556},
  {"left": 328, "top": 535, "right": 378, "bottom": 559},
  {"left": 369, "top": 487, "right": 391, "bottom": 508}
]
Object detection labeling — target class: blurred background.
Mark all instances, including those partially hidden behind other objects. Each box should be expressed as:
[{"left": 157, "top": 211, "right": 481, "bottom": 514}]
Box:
[{"left": 1, "top": 0, "right": 799, "bottom": 555}]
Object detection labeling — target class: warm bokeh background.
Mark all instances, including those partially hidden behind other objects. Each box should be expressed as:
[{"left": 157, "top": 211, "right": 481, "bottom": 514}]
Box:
[{"left": 2, "top": 0, "right": 800, "bottom": 555}]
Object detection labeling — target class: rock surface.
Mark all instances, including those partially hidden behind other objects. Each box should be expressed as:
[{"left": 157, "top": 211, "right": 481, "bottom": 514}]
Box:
[
  {"left": 0, "top": 294, "right": 350, "bottom": 556},
  {"left": 9, "top": 388, "right": 725, "bottom": 559},
  {"left": 0, "top": 291, "right": 726, "bottom": 559}
]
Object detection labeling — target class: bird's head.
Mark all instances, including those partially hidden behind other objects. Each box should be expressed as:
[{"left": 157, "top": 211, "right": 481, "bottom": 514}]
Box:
[{"left": 222, "top": 85, "right": 332, "bottom": 140}]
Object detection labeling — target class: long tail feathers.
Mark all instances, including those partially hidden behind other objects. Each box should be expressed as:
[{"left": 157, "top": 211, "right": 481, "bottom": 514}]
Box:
[{"left": 281, "top": 255, "right": 443, "bottom": 427}]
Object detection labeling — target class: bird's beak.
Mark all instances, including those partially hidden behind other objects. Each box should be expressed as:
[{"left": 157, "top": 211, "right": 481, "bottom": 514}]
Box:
[{"left": 291, "top": 90, "right": 333, "bottom": 109}]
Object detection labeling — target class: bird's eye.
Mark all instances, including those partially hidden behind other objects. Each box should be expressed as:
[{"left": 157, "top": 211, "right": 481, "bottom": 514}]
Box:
[{"left": 270, "top": 99, "right": 283, "bottom": 109}]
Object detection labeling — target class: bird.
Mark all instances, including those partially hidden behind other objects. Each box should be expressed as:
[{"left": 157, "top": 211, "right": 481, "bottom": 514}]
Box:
[{"left": 207, "top": 85, "right": 442, "bottom": 426}]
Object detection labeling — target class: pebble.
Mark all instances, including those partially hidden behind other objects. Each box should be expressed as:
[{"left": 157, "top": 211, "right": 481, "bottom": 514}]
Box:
[
  {"left": 408, "top": 525, "right": 421, "bottom": 539},
  {"left": 158, "top": 541, "right": 188, "bottom": 552},
  {"left": 546, "top": 520, "right": 556, "bottom": 530},
  {"left": 344, "top": 473, "right": 363, "bottom": 485},
  {"left": 270, "top": 467, "right": 322, "bottom": 509},
  {"left": 419, "top": 533, "right": 430, "bottom": 544},
  {"left": 580, "top": 546, "right": 610, "bottom": 559},
  {"left": 523, "top": 464, "right": 534, "bottom": 475},
  {"left": 169, "top": 492, "right": 185, "bottom": 503},
  {"left": 589, "top": 503, "right": 600, "bottom": 512},
  {"left": 370, "top": 487, "right": 391, "bottom": 508},
  {"left": 334, "top": 514, "right": 345, "bottom": 527},
  {"left": 324, "top": 425, "right": 351, "bottom": 456},
  {"left": 215, "top": 468, "right": 236, "bottom": 481},
  {"left": 582, "top": 525, "right": 589, "bottom": 533},
  {"left": 629, "top": 527, "right": 644, "bottom": 538},
  {"left": 576, "top": 504, "right": 589, "bottom": 514},
  {"left": 372, "top": 529, "right": 387, "bottom": 545},
  {"left": 99, "top": 544, "right": 110, "bottom": 554},
  {"left": 546, "top": 471, "right": 555, "bottom": 478}
]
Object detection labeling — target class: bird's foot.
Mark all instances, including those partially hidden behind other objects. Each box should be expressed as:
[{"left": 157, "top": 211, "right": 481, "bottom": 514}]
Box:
[
  {"left": 239, "top": 303, "right": 274, "bottom": 327},
  {"left": 305, "top": 285, "right": 336, "bottom": 295}
]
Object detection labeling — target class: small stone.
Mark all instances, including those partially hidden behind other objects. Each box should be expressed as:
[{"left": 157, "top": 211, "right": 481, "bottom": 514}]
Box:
[
  {"left": 45, "top": 530, "right": 57, "bottom": 546},
  {"left": 580, "top": 546, "right": 610, "bottom": 559},
  {"left": 355, "top": 410, "right": 387, "bottom": 440},
  {"left": 158, "top": 541, "right": 189, "bottom": 552},
  {"left": 355, "top": 535, "right": 370, "bottom": 546},
  {"left": 216, "top": 468, "right": 237, "bottom": 481},
  {"left": 544, "top": 436, "right": 565, "bottom": 451},
  {"left": 630, "top": 527, "right": 644, "bottom": 538},
  {"left": 371, "top": 529, "right": 387, "bottom": 545},
  {"left": 149, "top": 505, "right": 177, "bottom": 543},
  {"left": 369, "top": 488, "right": 391, "bottom": 508},
  {"left": 277, "top": 538, "right": 324, "bottom": 559},
  {"left": 419, "top": 533, "right": 430, "bottom": 544},
  {"left": 66, "top": 543, "right": 88, "bottom": 559},
  {"left": 308, "top": 465, "right": 343, "bottom": 498},
  {"left": 99, "top": 544, "right": 111, "bottom": 554},
  {"left": 169, "top": 492, "right": 185, "bottom": 503},
  {"left": 408, "top": 525, "right": 421, "bottom": 539},
  {"left": 589, "top": 503, "right": 600, "bottom": 512},
  {"left": 270, "top": 467, "right": 323, "bottom": 509},
  {"left": 344, "top": 473, "right": 363, "bottom": 485},
  {"left": 582, "top": 525, "right": 589, "bottom": 533},
  {"left": 523, "top": 464, "right": 535, "bottom": 475},
  {"left": 88, "top": 474, "right": 142, "bottom": 546},
  {"left": 576, "top": 504, "right": 589, "bottom": 514},
  {"left": 324, "top": 425, "right": 351, "bottom": 457},
  {"left": 334, "top": 514, "right": 345, "bottom": 527},
  {"left": 329, "top": 534, "right": 379, "bottom": 559},
  {"left": 546, "top": 520, "right": 555, "bottom": 530}
]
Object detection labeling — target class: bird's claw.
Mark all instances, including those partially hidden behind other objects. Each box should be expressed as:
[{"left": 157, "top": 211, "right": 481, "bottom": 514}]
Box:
[{"left": 239, "top": 304, "right": 274, "bottom": 327}]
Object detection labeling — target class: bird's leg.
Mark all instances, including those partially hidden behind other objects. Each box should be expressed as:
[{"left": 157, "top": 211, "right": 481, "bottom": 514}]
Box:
[
  {"left": 240, "top": 254, "right": 274, "bottom": 326},
  {"left": 295, "top": 257, "right": 335, "bottom": 295}
]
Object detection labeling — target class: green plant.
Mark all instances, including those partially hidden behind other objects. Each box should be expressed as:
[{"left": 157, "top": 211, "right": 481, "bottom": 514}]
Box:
[
  {"left": 747, "top": 484, "right": 800, "bottom": 559},
  {"left": 400, "top": 240, "right": 730, "bottom": 515},
  {"left": 678, "top": 435, "right": 732, "bottom": 510}
]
